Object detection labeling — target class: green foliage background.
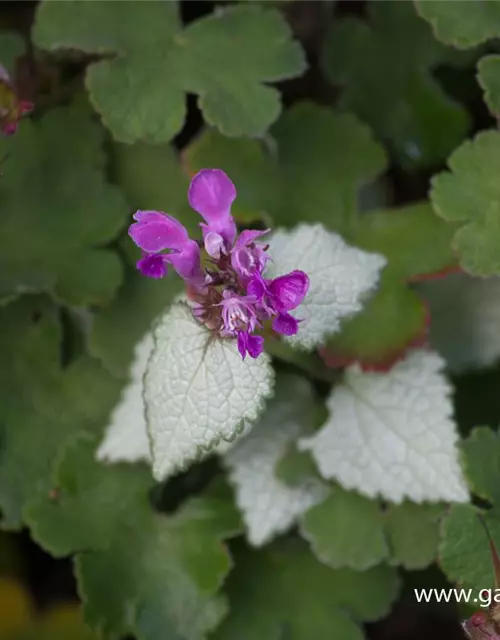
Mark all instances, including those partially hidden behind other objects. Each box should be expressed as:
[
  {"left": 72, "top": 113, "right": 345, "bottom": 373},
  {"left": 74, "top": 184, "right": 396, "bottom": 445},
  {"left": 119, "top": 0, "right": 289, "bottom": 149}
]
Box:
[{"left": 3, "top": 0, "right": 500, "bottom": 638}]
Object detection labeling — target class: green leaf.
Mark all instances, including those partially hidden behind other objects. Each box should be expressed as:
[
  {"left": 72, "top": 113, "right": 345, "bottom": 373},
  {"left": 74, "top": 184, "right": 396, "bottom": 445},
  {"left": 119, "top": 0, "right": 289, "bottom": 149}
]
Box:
[
  {"left": 113, "top": 141, "right": 199, "bottom": 237},
  {"left": 270, "top": 102, "right": 387, "bottom": 231},
  {"left": 182, "top": 130, "right": 279, "bottom": 224},
  {"left": 322, "top": 272, "right": 427, "bottom": 367},
  {"left": 322, "top": 202, "right": 457, "bottom": 365},
  {"left": 0, "top": 296, "right": 122, "bottom": 529},
  {"left": 0, "top": 31, "right": 25, "bottom": 74},
  {"left": 477, "top": 54, "right": 500, "bottom": 116},
  {"left": 439, "top": 427, "right": 500, "bottom": 590},
  {"left": 323, "top": 2, "right": 469, "bottom": 168},
  {"left": 430, "top": 130, "right": 500, "bottom": 276},
  {"left": 26, "top": 436, "right": 242, "bottom": 640},
  {"left": 461, "top": 426, "right": 500, "bottom": 504},
  {"left": 439, "top": 503, "right": 500, "bottom": 592},
  {"left": 385, "top": 502, "right": 444, "bottom": 570},
  {"left": 0, "top": 101, "right": 128, "bottom": 306},
  {"left": 416, "top": 0, "right": 500, "bottom": 49},
  {"left": 33, "top": 1, "right": 306, "bottom": 143},
  {"left": 275, "top": 444, "right": 321, "bottom": 488},
  {"left": 353, "top": 202, "right": 457, "bottom": 280},
  {"left": 213, "top": 539, "right": 400, "bottom": 640},
  {"left": 89, "top": 265, "right": 182, "bottom": 377},
  {"left": 300, "top": 489, "right": 389, "bottom": 571}
]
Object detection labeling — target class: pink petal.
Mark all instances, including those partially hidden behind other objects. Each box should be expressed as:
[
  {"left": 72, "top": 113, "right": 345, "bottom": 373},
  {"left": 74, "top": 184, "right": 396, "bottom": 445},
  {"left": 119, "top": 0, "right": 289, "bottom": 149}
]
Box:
[
  {"left": 237, "top": 332, "right": 248, "bottom": 360},
  {"left": 188, "top": 169, "right": 236, "bottom": 223},
  {"left": 166, "top": 240, "right": 204, "bottom": 285},
  {"left": 246, "top": 274, "right": 267, "bottom": 301},
  {"left": 200, "top": 216, "right": 237, "bottom": 249},
  {"left": 237, "top": 331, "right": 264, "bottom": 359},
  {"left": 235, "top": 228, "right": 270, "bottom": 249},
  {"left": 268, "top": 270, "right": 309, "bottom": 312},
  {"left": 272, "top": 312, "right": 299, "bottom": 336},
  {"left": 203, "top": 230, "right": 225, "bottom": 259},
  {"left": 129, "top": 211, "right": 190, "bottom": 253},
  {"left": 246, "top": 334, "right": 264, "bottom": 358},
  {"left": 137, "top": 254, "right": 169, "bottom": 279}
]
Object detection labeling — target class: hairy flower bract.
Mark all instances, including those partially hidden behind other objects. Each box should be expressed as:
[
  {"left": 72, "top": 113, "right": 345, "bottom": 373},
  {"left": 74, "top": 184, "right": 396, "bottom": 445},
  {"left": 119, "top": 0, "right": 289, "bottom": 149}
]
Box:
[{"left": 128, "top": 168, "right": 309, "bottom": 359}]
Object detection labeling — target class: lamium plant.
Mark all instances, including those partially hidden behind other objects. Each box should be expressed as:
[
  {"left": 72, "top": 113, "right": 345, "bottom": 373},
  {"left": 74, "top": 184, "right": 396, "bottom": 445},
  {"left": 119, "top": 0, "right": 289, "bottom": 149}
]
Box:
[
  {"left": 3, "top": 1, "right": 500, "bottom": 639},
  {"left": 129, "top": 168, "right": 310, "bottom": 359}
]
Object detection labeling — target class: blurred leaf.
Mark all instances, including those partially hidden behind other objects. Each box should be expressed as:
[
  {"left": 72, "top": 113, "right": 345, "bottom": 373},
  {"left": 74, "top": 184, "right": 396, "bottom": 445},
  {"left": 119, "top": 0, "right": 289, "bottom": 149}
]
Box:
[
  {"left": 270, "top": 102, "right": 386, "bottom": 231},
  {"left": 461, "top": 426, "right": 500, "bottom": 504},
  {"left": 327, "top": 201, "right": 455, "bottom": 365},
  {"left": 275, "top": 444, "right": 320, "bottom": 488},
  {"left": 223, "top": 374, "right": 327, "bottom": 547},
  {"left": 96, "top": 332, "right": 153, "bottom": 465},
  {"left": 27, "top": 436, "right": 242, "bottom": 640},
  {"left": 0, "top": 101, "right": 128, "bottom": 306},
  {"left": 439, "top": 427, "right": 500, "bottom": 591},
  {"left": 478, "top": 54, "right": 500, "bottom": 116},
  {"left": 323, "top": 2, "right": 469, "bottom": 168},
  {"left": 183, "top": 130, "right": 279, "bottom": 224},
  {"left": 418, "top": 273, "right": 500, "bottom": 374},
  {"left": 184, "top": 102, "right": 387, "bottom": 232},
  {"left": 0, "top": 296, "right": 122, "bottom": 528},
  {"left": 33, "top": 1, "right": 306, "bottom": 142},
  {"left": 352, "top": 202, "right": 457, "bottom": 280},
  {"left": 430, "top": 130, "right": 500, "bottom": 276},
  {"left": 416, "top": 0, "right": 500, "bottom": 48},
  {"left": 229, "top": 0, "right": 293, "bottom": 5},
  {"left": 439, "top": 503, "right": 500, "bottom": 592},
  {"left": 212, "top": 539, "right": 400, "bottom": 640},
  {"left": 322, "top": 271, "right": 427, "bottom": 368},
  {"left": 385, "top": 502, "right": 444, "bottom": 570},
  {"left": 0, "top": 32, "right": 25, "bottom": 74},
  {"left": 113, "top": 141, "right": 199, "bottom": 236},
  {"left": 89, "top": 265, "right": 182, "bottom": 377},
  {"left": 300, "top": 489, "right": 389, "bottom": 571}
]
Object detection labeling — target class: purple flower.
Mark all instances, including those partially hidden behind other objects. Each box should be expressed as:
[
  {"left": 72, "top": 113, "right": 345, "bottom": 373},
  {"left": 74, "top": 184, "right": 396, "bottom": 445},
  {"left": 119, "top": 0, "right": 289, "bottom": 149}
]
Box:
[
  {"left": 137, "top": 253, "right": 169, "bottom": 279},
  {"left": 219, "top": 290, "right": 258, "bottom": 336},
  {"left": 231, "top": 229, "right": 270, "bottom": 280},
  {"left": 128, "top": 168, "right": 309, "bottom": 360},
  {"left": 188, "top": 169, "right": 237, "bottom": 258},
  {"left": 129, "top": 211, "right": 191, "bottom": 253},
  {"left": 129, "top": 210, "right": 203, "bottom": 284},
  {"left": 248, "top": 270, "right": 309, "bottom": 336},
  {"left": 237, "top": 332, "right": 264, "bottom": 360}
]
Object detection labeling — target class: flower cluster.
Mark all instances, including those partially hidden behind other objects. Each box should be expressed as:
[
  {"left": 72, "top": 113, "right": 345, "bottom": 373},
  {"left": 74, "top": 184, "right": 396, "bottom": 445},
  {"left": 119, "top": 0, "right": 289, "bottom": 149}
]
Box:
[
  {"left": 0, "top": 64, "right": 33, "bottom": 136},
  {"left": 129, "top": 169, "right": 309, "bottom": 359}
]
